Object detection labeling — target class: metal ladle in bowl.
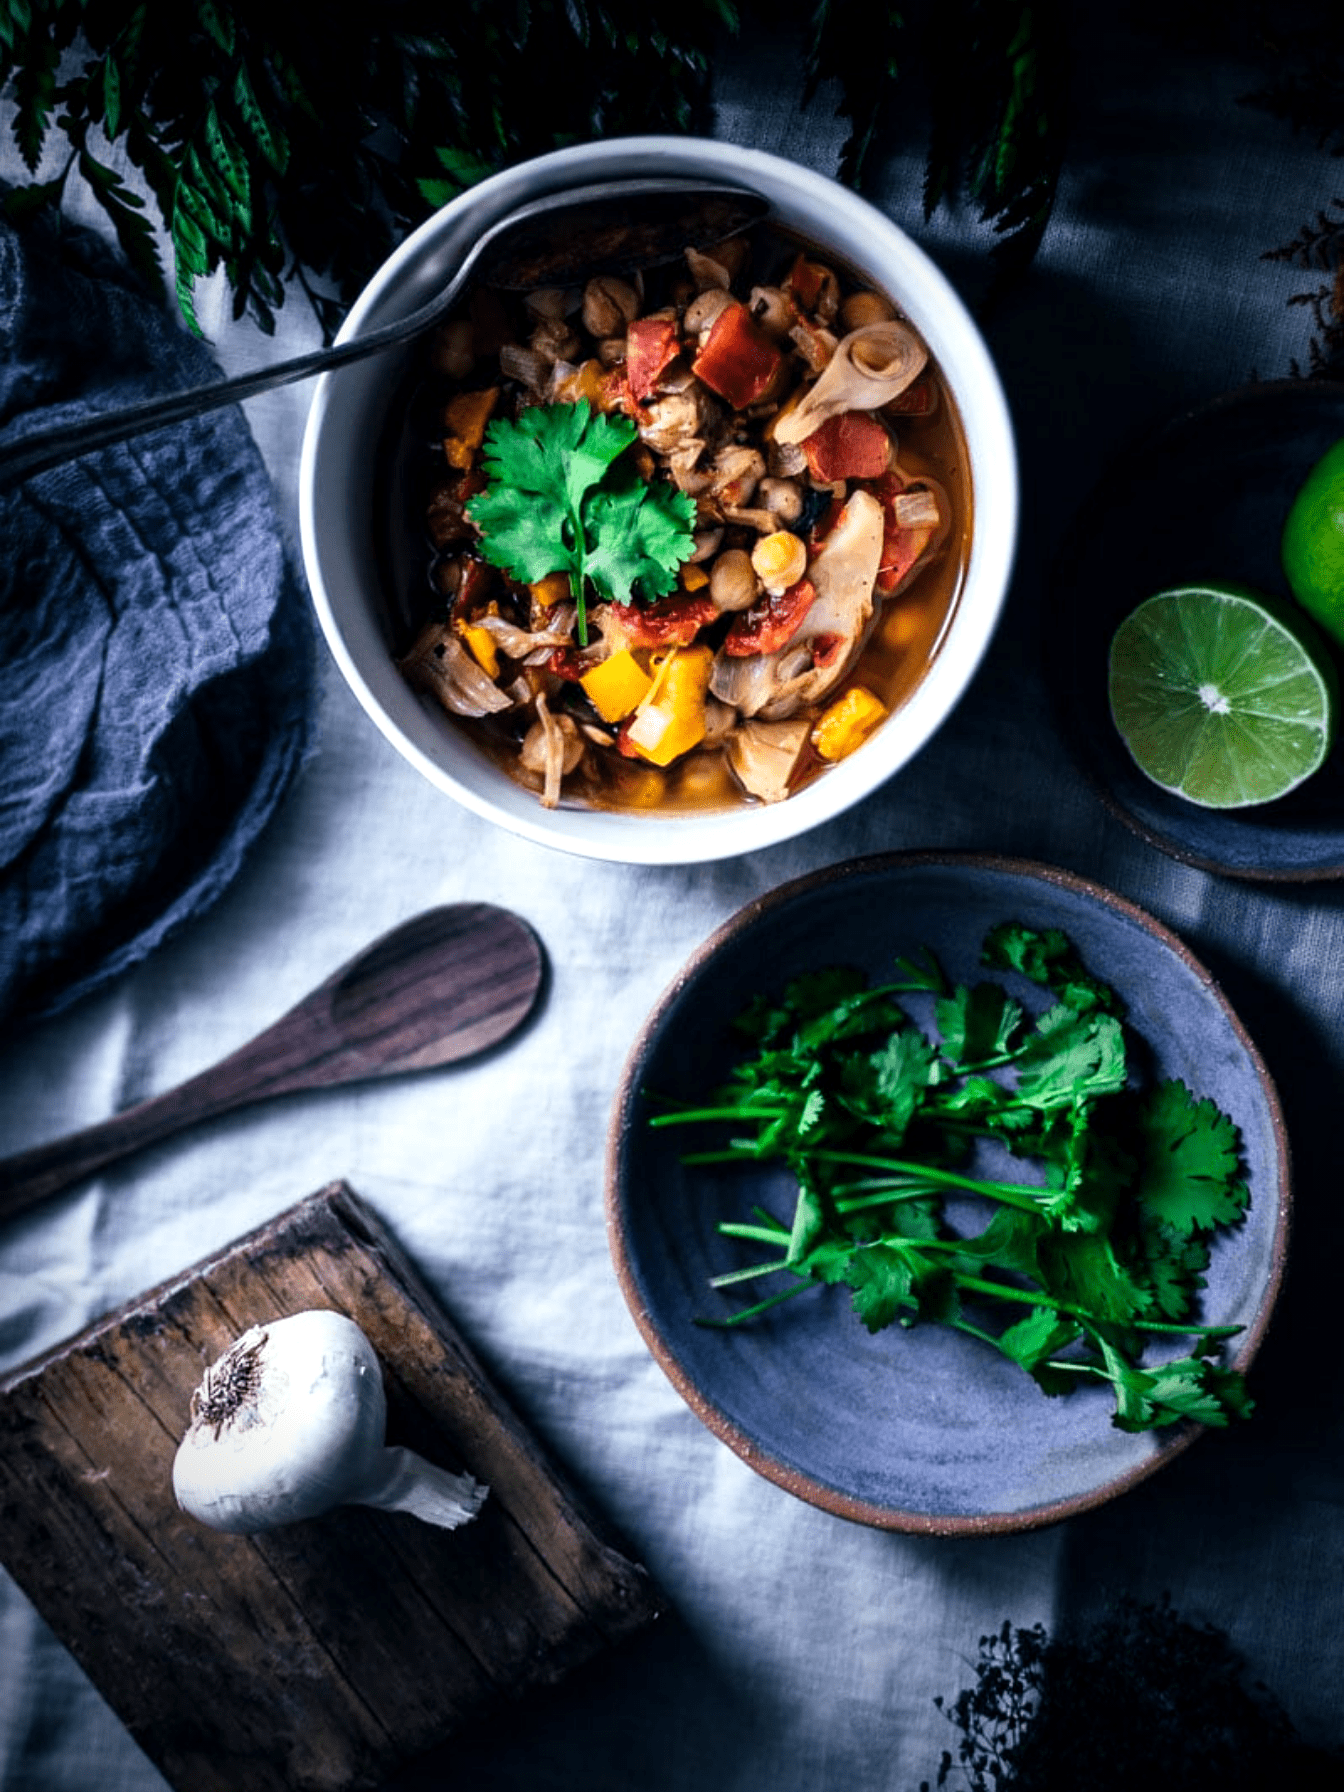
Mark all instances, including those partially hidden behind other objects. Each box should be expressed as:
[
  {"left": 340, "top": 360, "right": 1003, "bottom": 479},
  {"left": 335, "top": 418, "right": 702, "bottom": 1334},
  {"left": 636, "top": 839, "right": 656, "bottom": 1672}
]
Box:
[{"left": 0, "top": 178, "right": 767, "bottom": 490}]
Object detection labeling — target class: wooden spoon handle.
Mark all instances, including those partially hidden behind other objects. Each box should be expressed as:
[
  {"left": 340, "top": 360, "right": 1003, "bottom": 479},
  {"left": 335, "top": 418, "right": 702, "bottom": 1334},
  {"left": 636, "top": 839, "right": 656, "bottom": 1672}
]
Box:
[
  {"left": 0, "top": 1045, "right": 299, "bottom": 1223},
  {"left": 0, "top": 903, "right": 544, "bottom": 1225}
]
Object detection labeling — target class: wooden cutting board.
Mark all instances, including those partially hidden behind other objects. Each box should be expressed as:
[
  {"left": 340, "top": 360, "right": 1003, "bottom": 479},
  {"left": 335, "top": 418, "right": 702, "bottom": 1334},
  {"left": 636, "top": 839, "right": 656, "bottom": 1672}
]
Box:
[{"left": 0, "top": 1183, "right": 662, "bottom": 1791}]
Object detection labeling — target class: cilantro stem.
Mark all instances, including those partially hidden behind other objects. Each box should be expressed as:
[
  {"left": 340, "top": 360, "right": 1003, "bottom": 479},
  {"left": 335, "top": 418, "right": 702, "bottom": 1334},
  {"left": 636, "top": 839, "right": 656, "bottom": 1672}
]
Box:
[
  {"left": 710, "top": 1258, "right": 792, "bottom": 1287},
  {"left": 806, "top": 1151, "right": 1048, "bottom": 1209},
  {"left": 696, "top": 1281, "right": 813, "bottom": 1327},
  {"left": 718, "top": 1221, "right": 792, "bottom": 1245},
  {"left": 649, "top": 1105, "right": 788, "bottom": 1127}
]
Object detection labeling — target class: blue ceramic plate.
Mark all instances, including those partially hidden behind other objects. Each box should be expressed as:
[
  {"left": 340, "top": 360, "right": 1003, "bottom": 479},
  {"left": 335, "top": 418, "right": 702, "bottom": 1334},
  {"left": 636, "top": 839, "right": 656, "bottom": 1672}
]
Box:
[
  {"left": 1047, "top": 380, "right": 1344, "bottom": 881},
  {"left": 605, "top": 854, "right": 1289, "bottom": 1534}
]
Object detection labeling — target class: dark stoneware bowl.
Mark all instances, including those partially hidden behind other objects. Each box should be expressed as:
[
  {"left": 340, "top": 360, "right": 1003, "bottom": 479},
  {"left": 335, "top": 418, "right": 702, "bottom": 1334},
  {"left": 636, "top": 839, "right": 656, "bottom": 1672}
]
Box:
[
  {"left": 1048, "top": 380, "right": 1344, "bottom": 882},
  {"left": 605, "top": 853, "right": 1289, "bottom": 1534}
]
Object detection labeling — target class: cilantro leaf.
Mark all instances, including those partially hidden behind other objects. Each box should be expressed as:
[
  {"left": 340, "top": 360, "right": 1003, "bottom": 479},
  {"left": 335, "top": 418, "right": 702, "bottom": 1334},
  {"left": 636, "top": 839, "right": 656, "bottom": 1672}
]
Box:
[
  {"left": 585, "top": 465, "right": 697, "bottom": 605},
  {"left": 1103, "top": 1347, "right": 1255, "bottom": 1433},
  {"left": 935, "top": 980, "right": 1024, "bottom": 1068},
  {"left": 838, "top": 1027, "right": 937, "bottom": 1138},
  {"left": 1133, "top": 1080, "right": 1250, "bottom": 1238},
  {"left": 983, "top": 922, "right": 1124, "bottom": 1015},
  {"left": 892, "top": 946, "right": 948, "bottom": 994},
  {"left": 467, "top": 400, "right": 695, "bottom": 642},
  {"left": 1015, "top": 1005, "right": 1127, "bottom": 1109},
  {"left": 1034, "top": 1231, "right": 1153, "bottom": 1327},
  {"left": 997, "top": 1305, "right": 1082, "bottom": 1372}
]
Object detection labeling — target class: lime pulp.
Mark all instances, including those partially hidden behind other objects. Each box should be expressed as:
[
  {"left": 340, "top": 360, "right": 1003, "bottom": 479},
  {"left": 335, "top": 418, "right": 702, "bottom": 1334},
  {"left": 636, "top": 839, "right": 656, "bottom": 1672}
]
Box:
[{"left": 1108, "top": 583, "right": 1337, "bottom": 809}]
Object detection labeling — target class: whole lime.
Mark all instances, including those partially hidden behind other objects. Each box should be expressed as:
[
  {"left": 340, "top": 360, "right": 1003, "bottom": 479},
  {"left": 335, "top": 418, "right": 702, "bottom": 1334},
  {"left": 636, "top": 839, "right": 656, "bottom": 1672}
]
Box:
[{"left": 1281, "top": 436, "right": 1344, "bottom": 647}]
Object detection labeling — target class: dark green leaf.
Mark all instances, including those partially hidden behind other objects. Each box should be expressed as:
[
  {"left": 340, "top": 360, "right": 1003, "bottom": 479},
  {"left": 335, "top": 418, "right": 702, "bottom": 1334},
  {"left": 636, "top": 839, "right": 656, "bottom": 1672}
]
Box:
[
  {"left": 233, "top": 63, "right": 289, "bottom": 175},
  {"left": 197, "top": 1, "right": 236, "bottom": 56},
  {"left": 103, "top": 54, "right": 122, "bottom": 137}
]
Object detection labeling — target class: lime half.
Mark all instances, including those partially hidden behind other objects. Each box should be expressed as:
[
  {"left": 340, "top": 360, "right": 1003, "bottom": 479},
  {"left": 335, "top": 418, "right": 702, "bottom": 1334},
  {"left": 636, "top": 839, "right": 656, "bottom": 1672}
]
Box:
[{"left": 1108, "top": 583, "right": 1337, "bottom": 809}]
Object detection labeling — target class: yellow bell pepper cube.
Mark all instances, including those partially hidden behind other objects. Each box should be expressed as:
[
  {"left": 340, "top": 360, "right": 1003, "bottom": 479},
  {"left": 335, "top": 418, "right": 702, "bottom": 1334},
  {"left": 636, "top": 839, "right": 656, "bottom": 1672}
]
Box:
[
  {"left": 529, "top": 571, "right": 572, "bottom": 608},
  {"left": 442, "top": 387, "right": 499, "bottom": 470},
  {"left": 680, "top": 560, "right": 710, "bottom": 593},
  {"left": 581, "top": 649, "right": 654, "bottom": 723},
  {"left": 624, "top": 645, "right": 714, "bottom": 767},
  {"left": 812, "top": 685, "right": 888, "bottom": 761},
  {"left": 457, "top": 618, "right": 500, "bottom": 678},
  {"left": 552, "top": 357, "right": 609, "bottom": 410}
]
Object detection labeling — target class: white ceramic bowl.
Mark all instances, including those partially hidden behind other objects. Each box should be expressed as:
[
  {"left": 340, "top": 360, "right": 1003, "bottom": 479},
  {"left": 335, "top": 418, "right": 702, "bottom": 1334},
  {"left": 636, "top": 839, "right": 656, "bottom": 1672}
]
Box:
[{"left": 299, "top": 137, "right": 1018, "bottom": 864}]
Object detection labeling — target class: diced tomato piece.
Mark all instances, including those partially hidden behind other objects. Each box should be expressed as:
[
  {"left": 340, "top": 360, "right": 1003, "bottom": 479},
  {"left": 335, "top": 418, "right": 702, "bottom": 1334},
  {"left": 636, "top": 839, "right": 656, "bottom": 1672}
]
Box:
[
  {"left": 870, "top": 472, "right": 936, "bottom": 595},
  {"left": 610, "top": 592, "right": 717, "bottom": 649},
  {"left": 626, "top": 317, "right": 682, "bottom": 404},
  {"left": 801, "top": 411, "right": 892, "bottom": 482},
  {"left": 723, "top": 578, "right": 817, "bottom": 657},
  {"left": 548, "top": 647, "right": 600, "bottom": 681},
  {"left": 691, "top": 302, "right": 783, "bottom": 409},
  {"left": 811, "top": 633, "right": 846, "bottom": 669},
  {"left": 784, "top": 253, "right": 828, "bottom": 312},
  {"left": 599, "top": 367, "right": 635, "bottom": 416},
  {"left": 448, "top": 550, "right": 497, "bottom": 621},
  {"left": 885, "top": 375, "right": 937, "bottom": 418}
]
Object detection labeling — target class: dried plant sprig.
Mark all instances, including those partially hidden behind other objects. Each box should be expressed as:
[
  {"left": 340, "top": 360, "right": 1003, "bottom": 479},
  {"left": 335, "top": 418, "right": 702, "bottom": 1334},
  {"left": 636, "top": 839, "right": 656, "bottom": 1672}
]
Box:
[{"left": 1264, "top": 198, "right": 1344, "bottom": 378}]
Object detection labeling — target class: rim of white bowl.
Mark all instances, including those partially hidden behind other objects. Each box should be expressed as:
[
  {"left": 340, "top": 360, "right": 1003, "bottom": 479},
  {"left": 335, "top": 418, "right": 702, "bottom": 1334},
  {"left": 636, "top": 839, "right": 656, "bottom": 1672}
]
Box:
[{"left": 299, "top": 136, "right": 1018, "bottom": 865}]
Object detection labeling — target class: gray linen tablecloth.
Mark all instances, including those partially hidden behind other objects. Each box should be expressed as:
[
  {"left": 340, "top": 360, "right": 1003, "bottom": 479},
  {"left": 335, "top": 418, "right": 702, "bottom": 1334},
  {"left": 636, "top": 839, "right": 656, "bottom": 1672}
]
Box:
[{"left": 3, "top": 17, "right": 1343, "bottom": 1790}]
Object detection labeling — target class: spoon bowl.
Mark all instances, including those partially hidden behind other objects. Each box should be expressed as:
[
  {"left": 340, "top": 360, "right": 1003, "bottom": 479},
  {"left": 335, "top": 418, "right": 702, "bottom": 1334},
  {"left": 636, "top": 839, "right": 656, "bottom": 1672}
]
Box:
[{"left": 0, "top": 903, "right": 544, "bottom": 1223}]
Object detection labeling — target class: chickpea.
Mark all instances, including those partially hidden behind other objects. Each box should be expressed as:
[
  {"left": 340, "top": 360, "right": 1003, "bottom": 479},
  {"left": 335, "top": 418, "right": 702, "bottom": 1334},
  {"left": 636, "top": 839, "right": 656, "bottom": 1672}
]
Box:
[
  {"left": 748, "top": 285, "right": 795, "bottom": 341},
  {"left": 524, "top": 286, "right": 570, "bottom": 322},
  {"left": 839, "top": 289, "right": 897, "bottom": 331},
  {"left": 757, "top": 477, "right": 804, "bottom": 524},
  {"left": 683, "top": 287, "right": 736, "bottom": 337},
  {"left": 582, "top": 275, "right": 639, "bottom": 339},
  {"left": 709, "top": 548, "right": 760, "bottom": 613},
  {"left": 685, "top": 246, "right": 732, "bottom": 291},
  {"left": 751, "top": 530, "right": 807, "bottom": 595},
  {"left": 529, "top": 317, "right": 582, "bottom": 364},
  {"left": 690, "top": 526, "right": 725, "bottom": 564}
]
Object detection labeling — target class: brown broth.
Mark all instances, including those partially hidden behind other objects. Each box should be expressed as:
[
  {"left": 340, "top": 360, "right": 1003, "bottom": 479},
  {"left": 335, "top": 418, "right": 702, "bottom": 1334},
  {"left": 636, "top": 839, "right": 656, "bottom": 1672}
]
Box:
[{"left": 380, "top": 227, "right": 972, "bottom": 814}]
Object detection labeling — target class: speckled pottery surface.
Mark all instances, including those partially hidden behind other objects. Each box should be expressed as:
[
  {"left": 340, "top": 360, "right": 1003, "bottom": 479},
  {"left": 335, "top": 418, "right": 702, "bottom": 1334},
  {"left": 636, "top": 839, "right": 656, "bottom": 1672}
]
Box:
[
  {"left": 1048, "top": 380, "right": 1344, "bottom": 882},
  {"left": 605, "top": 852, "right": 1290, "bottom": 1534}
]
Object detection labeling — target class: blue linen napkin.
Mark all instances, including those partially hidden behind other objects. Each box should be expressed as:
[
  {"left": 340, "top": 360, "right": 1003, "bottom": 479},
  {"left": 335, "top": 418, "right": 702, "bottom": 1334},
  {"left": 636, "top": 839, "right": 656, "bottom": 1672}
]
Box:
[{"left": 0, "top": 210, "right": 315, "bottom": 1026}]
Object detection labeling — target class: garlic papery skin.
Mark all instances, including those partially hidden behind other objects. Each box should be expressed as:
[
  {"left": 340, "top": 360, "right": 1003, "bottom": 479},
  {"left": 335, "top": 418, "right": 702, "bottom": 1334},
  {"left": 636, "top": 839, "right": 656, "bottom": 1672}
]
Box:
[{"left": 172, "top": 1309, "right": 487, "bottom": 1536}]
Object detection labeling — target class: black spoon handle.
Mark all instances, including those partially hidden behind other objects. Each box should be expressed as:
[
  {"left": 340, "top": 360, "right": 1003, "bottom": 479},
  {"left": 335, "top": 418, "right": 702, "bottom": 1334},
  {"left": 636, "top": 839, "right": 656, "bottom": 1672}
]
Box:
[{"left": 0, "top": 286, "right": 462, "bottom": 491}]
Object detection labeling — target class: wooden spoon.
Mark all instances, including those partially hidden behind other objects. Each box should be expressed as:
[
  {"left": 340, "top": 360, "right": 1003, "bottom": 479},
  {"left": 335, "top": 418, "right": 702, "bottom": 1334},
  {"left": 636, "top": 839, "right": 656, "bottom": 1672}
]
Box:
[{"left": 0, "top": 904, "right": 544, "bottom": 1224}]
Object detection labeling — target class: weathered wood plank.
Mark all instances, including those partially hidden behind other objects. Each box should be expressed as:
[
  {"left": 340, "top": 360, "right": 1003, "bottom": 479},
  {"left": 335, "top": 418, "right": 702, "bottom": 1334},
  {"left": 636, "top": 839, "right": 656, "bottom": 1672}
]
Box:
[{"left": 0, "top": 1183, "right": 662, "bottom": 1792}]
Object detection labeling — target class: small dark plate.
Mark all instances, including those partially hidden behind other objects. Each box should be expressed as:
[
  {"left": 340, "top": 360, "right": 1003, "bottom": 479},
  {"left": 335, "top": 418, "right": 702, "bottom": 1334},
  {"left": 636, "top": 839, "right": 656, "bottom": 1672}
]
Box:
[
  {"left": 1047, "top": 380, "right": 1344, "bottom": 881},
  {"left": 605, "top": 853, "right": 1289, "bottom": 1535}
]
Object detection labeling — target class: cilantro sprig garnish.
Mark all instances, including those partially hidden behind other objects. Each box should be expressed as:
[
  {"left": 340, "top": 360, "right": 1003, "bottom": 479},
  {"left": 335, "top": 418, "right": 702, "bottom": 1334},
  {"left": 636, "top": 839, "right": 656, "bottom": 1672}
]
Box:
[
  {"left": 467, "top": 401, "right": 696, "bottom": 645},
  {"left": 653, "top": 924, "right": 1255, "bottom": 1433}
]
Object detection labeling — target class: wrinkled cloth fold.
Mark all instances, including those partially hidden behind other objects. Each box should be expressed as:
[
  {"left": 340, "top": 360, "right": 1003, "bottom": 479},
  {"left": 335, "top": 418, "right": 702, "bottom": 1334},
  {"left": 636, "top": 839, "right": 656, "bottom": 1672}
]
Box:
[{"left": 0, "top": 214, "right": 314, "bottom": 1025}]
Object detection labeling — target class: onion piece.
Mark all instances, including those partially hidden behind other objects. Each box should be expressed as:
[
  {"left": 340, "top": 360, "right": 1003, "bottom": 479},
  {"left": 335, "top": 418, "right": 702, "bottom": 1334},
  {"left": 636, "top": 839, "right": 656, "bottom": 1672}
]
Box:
[
  {"left": 772, "top": 321, "right": 927, "bottom": 446},
  {"left": 398, "top": 624, "right": 513, "bottom": 718}
]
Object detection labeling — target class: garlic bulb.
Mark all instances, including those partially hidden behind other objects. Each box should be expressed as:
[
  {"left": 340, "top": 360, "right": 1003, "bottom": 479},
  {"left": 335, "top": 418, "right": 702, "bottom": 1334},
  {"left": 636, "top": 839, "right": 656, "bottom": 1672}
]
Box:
[
  {"left": 771, "top": 321, "right": 927, "bottom": 446},
  {"left": 172, "top": 1308, "right": 487, "bottom": 1535}
]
